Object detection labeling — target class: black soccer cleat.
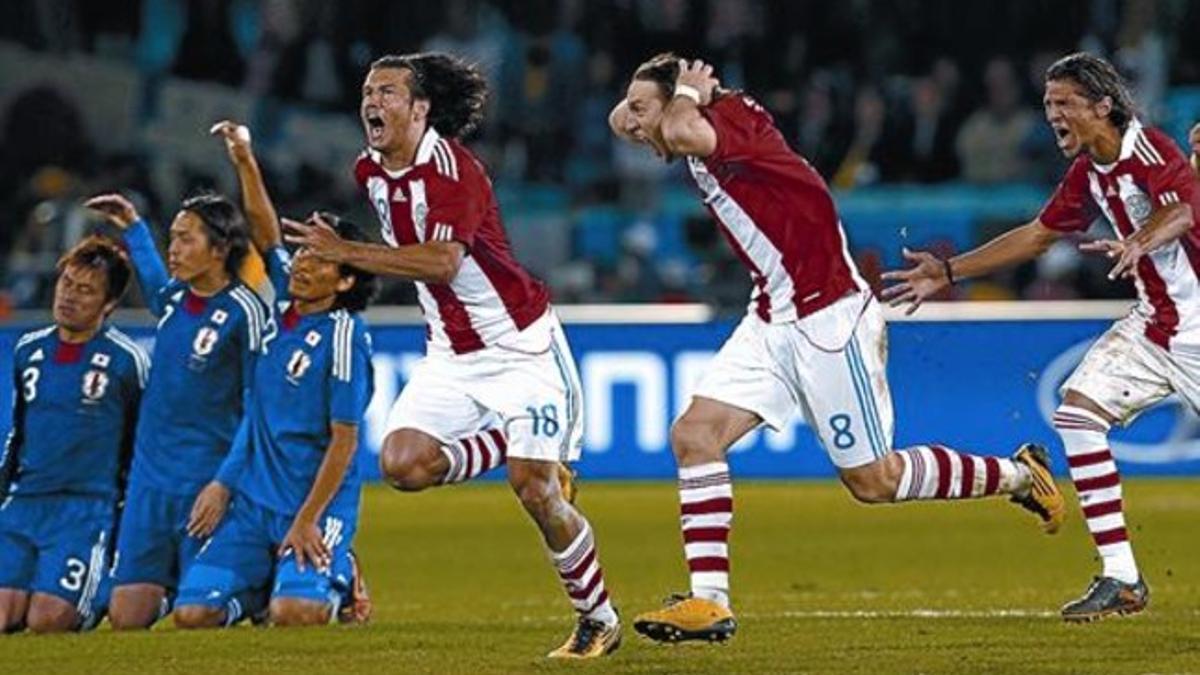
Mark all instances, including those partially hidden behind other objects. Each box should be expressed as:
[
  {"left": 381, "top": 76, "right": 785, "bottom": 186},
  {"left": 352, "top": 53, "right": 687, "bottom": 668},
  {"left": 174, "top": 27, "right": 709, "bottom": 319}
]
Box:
[{"left": 1061, "top": 576, "right": 1149, "bottom": 623}]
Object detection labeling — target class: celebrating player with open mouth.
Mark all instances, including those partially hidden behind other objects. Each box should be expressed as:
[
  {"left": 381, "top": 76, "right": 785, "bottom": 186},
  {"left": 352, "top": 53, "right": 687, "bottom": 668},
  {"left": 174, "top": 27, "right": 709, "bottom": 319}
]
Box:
[
  {"left": 282, "top": 52, "right": 620, "bottom": 658},
  {"left": 0, "top": 237, "right": 147, "bottom": 633},
  {"left": 886, "top": 53, "right": 1200, "bottom": 622},
  {"left": 608, "top": 53, "right": 1064, "bottom": 643}
]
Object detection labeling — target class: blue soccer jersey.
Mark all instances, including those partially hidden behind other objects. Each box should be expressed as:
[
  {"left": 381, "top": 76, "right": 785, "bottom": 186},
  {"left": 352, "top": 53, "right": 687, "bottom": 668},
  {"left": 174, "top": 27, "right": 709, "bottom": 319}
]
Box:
[
  {"left": 217, "top": 303, "right": 374, "bottom": 523},
  {"left": 2, "top": 325, "right": 147, "bottom": 498},
  {"left": 122, "top": 220, "right": 269, "bottom": 496}
]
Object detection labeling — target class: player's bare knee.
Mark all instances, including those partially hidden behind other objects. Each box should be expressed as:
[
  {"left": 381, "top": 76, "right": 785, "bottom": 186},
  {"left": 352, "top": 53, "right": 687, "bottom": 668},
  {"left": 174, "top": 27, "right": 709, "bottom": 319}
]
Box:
[
  {"left": 108, "top": 604, "right": 154, "bottom": 630},
  {"left": 269, "top": 599, "right": 329, "bottom": 627},
  {"left": 25, "top": 601, "right": 77, "bottom": 634},
  {"left": 839, "top": 457, "right": 901, "bottom": 504},
  {"left": 380, "top": 444, "right": 437, "bottom": 491},
  {"left": 670, "top": 418, "right": 719, "bottom": 463},
  {"left": 173, "top": 604, "right": 224, "bottom": 629}
]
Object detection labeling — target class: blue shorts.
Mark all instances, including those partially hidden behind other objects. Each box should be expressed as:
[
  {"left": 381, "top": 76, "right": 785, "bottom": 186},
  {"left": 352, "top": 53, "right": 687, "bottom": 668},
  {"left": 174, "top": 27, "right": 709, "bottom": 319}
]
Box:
[
  {"left": 112, "top": 482, "right": 203, "bottom": 590},
  {"left": 177, "top": 496, "right": 357, "bottom": 613},
  {"left": 0, "top": 494, "right": 114, "bottom": 622}
]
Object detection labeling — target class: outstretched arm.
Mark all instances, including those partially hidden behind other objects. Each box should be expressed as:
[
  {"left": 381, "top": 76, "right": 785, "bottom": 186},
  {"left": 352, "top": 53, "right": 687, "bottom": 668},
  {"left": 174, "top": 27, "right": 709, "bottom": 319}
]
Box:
[
  {"left": 881, "top": 220, "right": 1064, "bottom": 314},
  {"left": 284, "top": 215, "right": 464, "bottom": 284},
  {"left": 86, "top": 194, "right": 170, "bottom": 317},
  {"left": 210, "top": 121, "right": 281, "bottom": 252}
]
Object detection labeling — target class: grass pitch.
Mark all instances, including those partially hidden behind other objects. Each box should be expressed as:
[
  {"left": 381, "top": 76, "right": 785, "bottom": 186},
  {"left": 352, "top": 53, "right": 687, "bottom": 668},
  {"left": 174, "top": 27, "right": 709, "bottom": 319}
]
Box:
[{"left": 2, "top": 480, "right": 1198, "bottom": 673}]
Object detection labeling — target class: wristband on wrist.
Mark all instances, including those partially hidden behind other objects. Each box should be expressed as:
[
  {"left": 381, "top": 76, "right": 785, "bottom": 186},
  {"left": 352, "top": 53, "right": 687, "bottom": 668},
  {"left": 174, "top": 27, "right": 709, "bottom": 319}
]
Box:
[
  {"left": 942, "top": 258, "right": 956, "bottom": 286},
  {"left": 674, "top": 84, "right": 702, "bottom": 104}
]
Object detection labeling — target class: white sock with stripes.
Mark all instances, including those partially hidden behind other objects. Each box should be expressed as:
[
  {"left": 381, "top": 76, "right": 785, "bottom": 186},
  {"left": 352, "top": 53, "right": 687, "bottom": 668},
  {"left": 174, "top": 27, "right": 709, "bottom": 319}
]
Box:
[
  {"left": 893, "top": 445, "right": 1029, "bottom": 500},
  {"left": 550, "top": 521, "right": 617, "bottom": 626},
  {"left": 679, "top": 462, "right": 733, "bottom": 608},
  {"left": 1054, "top": 405, "right": 1139, "bottom": 584},
  {"left": 438, "top": 429, "right": 507, "bottom": 484}
]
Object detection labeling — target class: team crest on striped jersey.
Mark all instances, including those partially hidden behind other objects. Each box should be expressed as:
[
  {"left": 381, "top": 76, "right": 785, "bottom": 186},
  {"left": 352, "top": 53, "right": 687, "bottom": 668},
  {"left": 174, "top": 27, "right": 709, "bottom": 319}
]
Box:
[
  {"left": 1123, "top": 192, "right": 1152, "bottom": 224},
  {"left": 305, "top": 330, "right": 322, "bottom": 347},
  {"left": 211, "top": 309, "right": 228, "bottom": 325},
  {"left": 91, "top": 353, "right": 110, "bottom": 368}
]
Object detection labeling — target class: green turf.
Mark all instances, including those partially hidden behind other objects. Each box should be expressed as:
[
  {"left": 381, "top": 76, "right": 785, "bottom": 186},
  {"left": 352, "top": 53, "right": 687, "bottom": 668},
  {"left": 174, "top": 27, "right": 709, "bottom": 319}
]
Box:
[{"left": 2, "top": 480, "right": 1199, "bottom": 673}]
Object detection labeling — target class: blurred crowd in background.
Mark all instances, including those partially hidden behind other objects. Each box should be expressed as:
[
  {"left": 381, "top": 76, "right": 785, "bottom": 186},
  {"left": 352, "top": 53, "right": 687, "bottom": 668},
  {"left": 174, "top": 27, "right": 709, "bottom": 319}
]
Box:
[{"left": 2, "top": 0, "right": 1200, "bottom": 316}]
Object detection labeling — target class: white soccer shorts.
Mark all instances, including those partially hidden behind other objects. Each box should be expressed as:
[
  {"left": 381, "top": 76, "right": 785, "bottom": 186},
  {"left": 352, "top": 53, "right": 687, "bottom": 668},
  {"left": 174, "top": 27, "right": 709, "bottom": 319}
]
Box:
[
  {"left": 384, "top": 310, "right": 584, "bottom": 463},
  {"left": 1062, "top": 313, "right": 1200, "bottom": 424},
  {"left": 691, "top": 290, "right": 894, "bottom": 469}
]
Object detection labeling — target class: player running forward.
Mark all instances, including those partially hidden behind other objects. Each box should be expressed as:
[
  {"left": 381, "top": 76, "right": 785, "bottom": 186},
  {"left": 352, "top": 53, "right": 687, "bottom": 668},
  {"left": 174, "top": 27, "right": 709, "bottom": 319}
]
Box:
[
  {"left": 885, "top": 54, "right": 1200, "bottom": 623},
  {"left": 0, "top": 237, "right": 147, "bottom": 633},
  {"left": 172, "top": 211, "right": 378, "bottom": 629},
  {"left": 607, "top": 53, "right": 1064, "bottom": 643},
  {"left": 283, "top": 52, "right": 619, "bottom": 658},
  {"left": 85, "top": 193, "right": 268, "bottom": 629}
]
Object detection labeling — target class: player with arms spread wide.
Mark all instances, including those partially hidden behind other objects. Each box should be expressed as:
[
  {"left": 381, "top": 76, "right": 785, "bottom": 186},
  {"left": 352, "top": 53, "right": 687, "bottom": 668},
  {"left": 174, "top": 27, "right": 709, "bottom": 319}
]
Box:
[
  {"left": 284, "top": 52, "right": 619, "bottom": 658},
  {"left": 608, "top": 53, "right": 1064, "bottom": 643},
  {"left": 886, "top": 53, "right": 1200, "bottom": 622},
  {"left": 0, "top": 237, "right": 147, "bottom": 633}
]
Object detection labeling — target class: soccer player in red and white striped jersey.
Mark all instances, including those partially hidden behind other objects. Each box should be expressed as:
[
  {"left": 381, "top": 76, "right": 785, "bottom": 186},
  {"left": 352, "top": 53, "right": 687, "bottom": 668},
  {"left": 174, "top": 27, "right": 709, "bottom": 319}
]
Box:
[
  {"left": 610, "top": 54, "right": 1064, "bottom": 644},
  {"left": 887, "top": 53, "right": 1200, "bottom": 622},
  {"left": 285, "top": 53, "right": 619, "bottom": 658}
]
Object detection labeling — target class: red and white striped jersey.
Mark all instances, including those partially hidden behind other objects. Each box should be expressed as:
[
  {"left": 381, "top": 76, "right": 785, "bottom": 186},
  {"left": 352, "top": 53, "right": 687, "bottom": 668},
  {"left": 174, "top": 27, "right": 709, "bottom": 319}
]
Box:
[
  {"left": 1040, "top": 119, "right": 1200, "bottom": 349},
  {"left": 356, "top": 128, "right": 550, "bottom": 354},
  {"left": 687, "top": 94, "right": 866, "bottom": 323}
]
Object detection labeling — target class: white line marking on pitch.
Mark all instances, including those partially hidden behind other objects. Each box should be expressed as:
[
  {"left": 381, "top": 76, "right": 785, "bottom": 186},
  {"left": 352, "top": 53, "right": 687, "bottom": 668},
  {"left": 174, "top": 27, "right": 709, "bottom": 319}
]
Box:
[{"left": 752, "top": 609, "right": 1059, "bottom": 619}]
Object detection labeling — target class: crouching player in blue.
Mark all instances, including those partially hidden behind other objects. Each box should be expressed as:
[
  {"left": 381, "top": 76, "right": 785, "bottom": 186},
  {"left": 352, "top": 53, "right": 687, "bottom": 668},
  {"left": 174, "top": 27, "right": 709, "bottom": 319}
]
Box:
[
  {"left": 0, "top": 237, "right": 148, "bottom": 633},
  {"left": 173, "top": 209, "right": 378, "bottom": 628},
  {"left": 85, "top": 192, "right": 267, "bottom": 629}
]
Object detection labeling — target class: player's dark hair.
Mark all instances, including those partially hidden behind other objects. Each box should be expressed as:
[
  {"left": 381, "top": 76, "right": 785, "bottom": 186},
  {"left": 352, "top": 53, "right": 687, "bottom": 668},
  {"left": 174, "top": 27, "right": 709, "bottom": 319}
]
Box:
[
  {"left": 370, "top": 52, "right": 488, "bottom": 139},
  {"left": 179, "top": 192, "right": 250, "bottom": 278},
  {"left": 633, "top": 51, "right": 684, "bottom": 99},
  {"left": 1045, "top": 52, "right": 1137, "bottom": 130},
  {"left": 316, "top": 211, "right": 378, "bottom": 313},
  {"left": 56, "top": 235, "right": 133, "bottom": 304}
]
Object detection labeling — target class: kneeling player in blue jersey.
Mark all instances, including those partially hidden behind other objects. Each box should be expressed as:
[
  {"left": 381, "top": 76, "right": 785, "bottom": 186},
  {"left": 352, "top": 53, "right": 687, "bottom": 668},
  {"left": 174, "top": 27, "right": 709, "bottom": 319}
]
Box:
[
  {"left": 173, "top": 212, "right": 377, "bottom": 628},
  {"left": 0, "top": 237, "right": 148, "bottom": 633},
  {"left": 85, "top": 192, "right": 267, "bottom": 629}
]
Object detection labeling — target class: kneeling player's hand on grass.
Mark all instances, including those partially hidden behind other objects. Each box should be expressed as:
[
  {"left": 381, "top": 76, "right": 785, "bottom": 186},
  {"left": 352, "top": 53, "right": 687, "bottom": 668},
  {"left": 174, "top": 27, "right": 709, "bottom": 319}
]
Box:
[
  {"left": 880, "top": 247, "right": 950, "bottom": 315},
  {"left": 280, "top": 519, "right": 331, "bottom": 573},
  {"left": 85, "top": 193, "right": 141, "bottom": 230},
  {"left": 187, "top": 481, "right": 231, "bottom": 538}
]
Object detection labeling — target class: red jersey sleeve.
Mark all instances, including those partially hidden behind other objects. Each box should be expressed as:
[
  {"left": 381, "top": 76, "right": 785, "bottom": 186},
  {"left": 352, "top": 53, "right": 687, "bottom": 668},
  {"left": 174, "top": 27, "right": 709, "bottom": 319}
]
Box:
[
  {"left": 1038, "top": 157, "right": 1099, "bottom": 233},
  {"left": 353, "top": 152, "right": 373, "bottom": 192},
  {"left": 702, "top": 94, "right": 781, "bottom": 165},
  {"left": 424, "top": 168, "right": 486, "bottom": 248},
  {"left": 1143, "top": 128, "right": 1199, "bottom": 212}
]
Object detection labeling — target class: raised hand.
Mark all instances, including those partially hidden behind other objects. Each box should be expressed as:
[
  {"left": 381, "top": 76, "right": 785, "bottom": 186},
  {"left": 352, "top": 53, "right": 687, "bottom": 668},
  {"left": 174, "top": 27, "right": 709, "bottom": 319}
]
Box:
[
  {"left": 210, "top": 120, "right": 254, "bottom": 165},
  {"left": 675, "top": 59, "right": 720, "bottom": 105},
  {"left": 84, "top": 193, "right": 141, "bottom": 230},
  {"left": 880, "top": 247, "right": 952, "bottom": 315}
]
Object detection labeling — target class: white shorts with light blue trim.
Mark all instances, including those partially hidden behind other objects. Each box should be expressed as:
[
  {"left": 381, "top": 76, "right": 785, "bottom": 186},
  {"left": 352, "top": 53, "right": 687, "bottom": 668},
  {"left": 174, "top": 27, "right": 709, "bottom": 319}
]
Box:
[
  {"left": 384, "top": 310, "right": 585, "bottom": 463},
  {"left": 691, "top": 290, "right": 894, "bottom": 469}
]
